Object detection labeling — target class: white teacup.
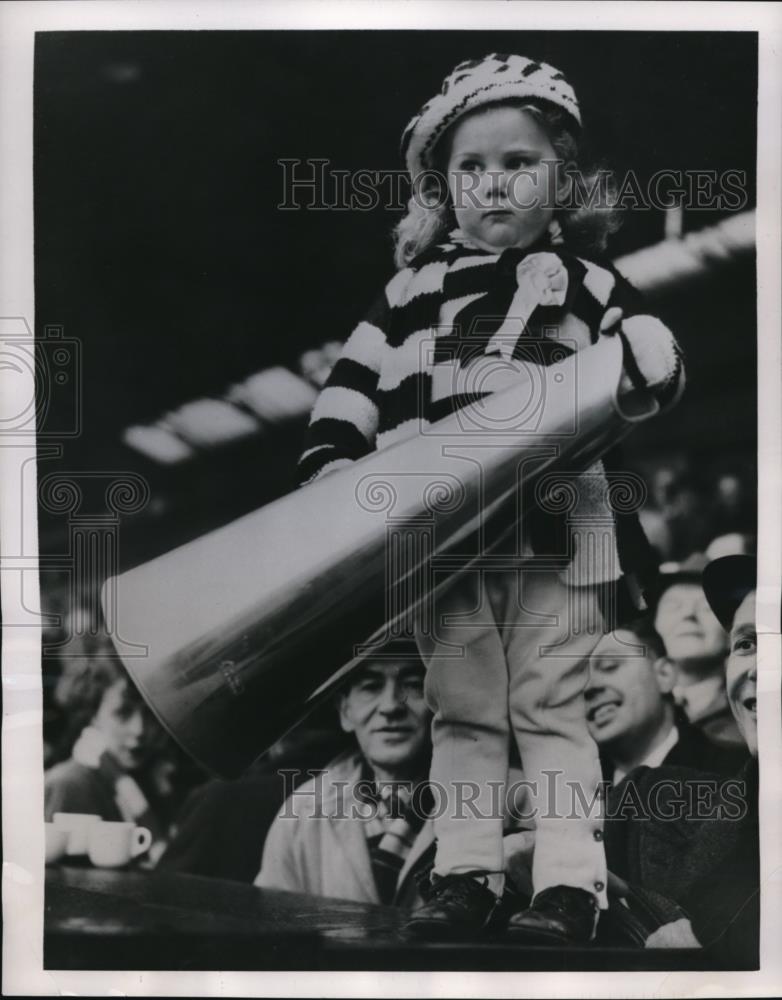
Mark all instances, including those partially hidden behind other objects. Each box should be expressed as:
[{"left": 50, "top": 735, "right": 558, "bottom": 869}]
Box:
[
  {"left": 44, "top": 822, "right": 69, "bottom": 864},
  {"left": 88, "top": 821, "right": 152, "bottom": 868},
  {"left": 52, "top": 812, "right": 101, "bottom": 855}
]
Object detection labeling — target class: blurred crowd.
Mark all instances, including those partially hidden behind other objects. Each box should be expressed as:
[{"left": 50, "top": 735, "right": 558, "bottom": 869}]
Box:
[
  {"left": 41, "top": 456, "right": 758, "bottom": 957},
  {"left": 637, "top": 460, "right": 755, "bottom": 564}
]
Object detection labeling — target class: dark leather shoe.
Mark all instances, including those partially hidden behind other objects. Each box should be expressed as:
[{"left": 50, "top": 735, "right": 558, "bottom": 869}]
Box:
[
  {"left": 404, "top": 872, "right": 502, "bottom": 941},
  {"left": 505, "top": 885, "right": 598, "bottom": 945}
]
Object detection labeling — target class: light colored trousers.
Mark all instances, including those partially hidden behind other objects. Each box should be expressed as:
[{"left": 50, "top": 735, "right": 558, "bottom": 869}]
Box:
[{"left": 415, "top": 565, "right": 608, "bottom": 908}]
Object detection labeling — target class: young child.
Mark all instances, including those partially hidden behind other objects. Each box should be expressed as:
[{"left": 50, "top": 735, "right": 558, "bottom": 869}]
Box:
[{"left": 298, "top": 54, "right": 685, "bottom": 942}]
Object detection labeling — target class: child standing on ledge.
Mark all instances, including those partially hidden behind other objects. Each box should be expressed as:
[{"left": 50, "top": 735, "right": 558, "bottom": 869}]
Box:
[{"left": 298, "top": 53, "right": 684, "bottom": 943}]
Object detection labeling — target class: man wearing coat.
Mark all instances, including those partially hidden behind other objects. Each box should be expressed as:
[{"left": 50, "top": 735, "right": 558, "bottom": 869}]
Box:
[
  {"left": 605, "top": 554, "right": 759, "bottom": 962},
  {"left": 255, "top": 651, "right": 435, "bottom": 908}
]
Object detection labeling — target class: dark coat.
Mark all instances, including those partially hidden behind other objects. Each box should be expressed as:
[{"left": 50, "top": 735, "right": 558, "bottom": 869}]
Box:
[
  {"left": 158, "top": 727, "right": 351, "bottom": 882},
  {"left": 157, "top": 769, "right": 295, "bottom": 882},
  {"left": 599, "top": 713, "right": 749, "bottom": 784},
  {"left": 605, "top": 757, "right": 759, "bottom": 966},
  {"left": 659, "top": 716, "right": 748, "bottom": 774},
  {"left": 44, "top": 758, "right": 124, "bottom": 822}
]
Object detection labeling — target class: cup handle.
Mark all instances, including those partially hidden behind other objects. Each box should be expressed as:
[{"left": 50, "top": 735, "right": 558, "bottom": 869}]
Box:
[{"left": 132, "top": 827, "right": 153, "bottom": 857}]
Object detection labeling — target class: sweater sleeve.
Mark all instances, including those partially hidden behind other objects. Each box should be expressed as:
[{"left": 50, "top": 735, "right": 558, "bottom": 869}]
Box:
[
  {"left": 296, "top": 287, "right": 392, "bottom": 486},
  {"left": 603, "top": 267, "right": 686, "bottom": 413}
]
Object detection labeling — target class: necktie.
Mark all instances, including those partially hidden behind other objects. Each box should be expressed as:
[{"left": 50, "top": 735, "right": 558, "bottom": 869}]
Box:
[{"left": 365, "top": 781, "right": 427, "bottom": 905}]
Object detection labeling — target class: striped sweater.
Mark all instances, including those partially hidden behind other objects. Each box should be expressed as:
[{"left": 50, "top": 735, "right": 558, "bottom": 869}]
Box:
[{"left": 298, "top": 229, "right": 685, "bottom": 603}]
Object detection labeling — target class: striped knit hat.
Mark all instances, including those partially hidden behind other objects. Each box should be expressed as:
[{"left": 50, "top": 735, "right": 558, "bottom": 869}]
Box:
[{"left": 401, "top": 53, "right": 581, "bottom": 180}]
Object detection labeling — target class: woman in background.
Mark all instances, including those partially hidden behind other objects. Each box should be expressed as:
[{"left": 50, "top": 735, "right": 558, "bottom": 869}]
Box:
[{"left": 44, "top": 649, "right": 176, "bottom": 862}]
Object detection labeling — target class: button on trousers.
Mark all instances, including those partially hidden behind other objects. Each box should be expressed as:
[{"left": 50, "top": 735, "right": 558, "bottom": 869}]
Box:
[{"left": 415, "top": 565, "right": 608, "bottom": 907}]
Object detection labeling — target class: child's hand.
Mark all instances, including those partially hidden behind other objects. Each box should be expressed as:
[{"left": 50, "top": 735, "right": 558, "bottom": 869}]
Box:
[
  {"left": 600, "top": 307, "right": 683, "bottom": 400},
  {"left": 621, "top": 315, "right": 682, "bottom": 391},
  {"left": 644, "top": 917, "right": 701, "bottom": 949}
]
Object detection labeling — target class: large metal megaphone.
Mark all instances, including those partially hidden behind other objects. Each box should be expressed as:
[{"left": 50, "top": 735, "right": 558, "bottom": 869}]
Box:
[{"left": 102, "top": 336, "right": 657, "bottom": 777}]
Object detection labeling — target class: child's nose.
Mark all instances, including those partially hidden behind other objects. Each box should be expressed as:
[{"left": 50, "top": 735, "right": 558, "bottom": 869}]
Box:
[
  {"left": 475, "top": 169, "right": 506, "bottom": 202},
  {"left": 487, "top": 169, "right": 508, "bottom": 195}
]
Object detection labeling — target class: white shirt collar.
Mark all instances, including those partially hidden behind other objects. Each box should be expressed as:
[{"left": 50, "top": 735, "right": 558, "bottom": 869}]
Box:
[{"left": 613, "top": 724, "right": 680, "bottom": 785}]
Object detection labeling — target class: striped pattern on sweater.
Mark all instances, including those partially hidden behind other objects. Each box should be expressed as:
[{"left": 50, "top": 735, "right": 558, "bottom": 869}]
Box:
[
  {"left": 300, "top": 235, "right": 683, "bottom": 481},
  {"left": 297, "top": 233, "right": 685, "bottom": 594}
]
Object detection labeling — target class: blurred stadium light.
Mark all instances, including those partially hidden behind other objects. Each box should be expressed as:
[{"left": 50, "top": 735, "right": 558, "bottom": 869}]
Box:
[
  {"left": 122, "top": 211, "right": 755, "bottom": 465},
  {"left": 615, "top": 210, "right": 755, "bottom": 295}
]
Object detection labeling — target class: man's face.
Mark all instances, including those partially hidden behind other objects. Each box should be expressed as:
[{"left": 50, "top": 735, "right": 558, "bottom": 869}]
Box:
[
  {"left": 585, "top": 629, "right": 675, "bottom": 748},
  {"left": 726, "top": 591, "right": 757, "bottom": 756},
  {"left": 654, "top": 581, "right": 728, "bottom": 661},
  {"left": 339, "top": 660, "right": 430, "bottom": 778}
]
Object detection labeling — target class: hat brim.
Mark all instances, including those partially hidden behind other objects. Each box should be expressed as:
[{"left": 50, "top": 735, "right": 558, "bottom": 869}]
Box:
[{"left": 701, "top": 555, "right": 757, "bottom": 632}]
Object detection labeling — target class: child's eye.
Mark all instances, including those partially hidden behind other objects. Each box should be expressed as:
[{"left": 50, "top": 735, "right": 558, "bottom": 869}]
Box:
[
  {"left": 506, "top": 155, "right": 532, "bottom": 169},
  {"left": 457, "top": 159, "right": 481, "bottom": 172},
  {"left": 733, "top": 636, "right": 756, "bottom": 654}
]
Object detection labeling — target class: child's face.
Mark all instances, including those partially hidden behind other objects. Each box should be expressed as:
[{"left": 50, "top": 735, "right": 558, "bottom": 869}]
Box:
[{"left": 445, "top": 106, "right": 558, "bottom": 253}]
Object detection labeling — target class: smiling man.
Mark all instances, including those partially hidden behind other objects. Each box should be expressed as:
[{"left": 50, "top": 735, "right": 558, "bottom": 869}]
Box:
[
  {"left": 726, "top": 594, "right": 758, "bottom": 754},
  {"left": 586, "top": 617, "right": 746, "bottom": 785},
  {"left": 255, "top": 649, "right": 435, "bottom": 907},
  {"left": 604, "top": 554, "right": 759, "bottom": 959},
  {"left": 702, "top": 554, "right": 758, "bottom": 757}
]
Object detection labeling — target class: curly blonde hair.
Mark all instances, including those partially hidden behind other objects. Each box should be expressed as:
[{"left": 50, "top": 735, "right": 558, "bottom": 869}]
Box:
[{"left": 393, "top": 98, "right": 621, "bottom": 269}]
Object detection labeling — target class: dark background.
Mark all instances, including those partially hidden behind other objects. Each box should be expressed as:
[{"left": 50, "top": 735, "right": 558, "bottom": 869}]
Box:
[{"left": 34, "top": 30, "right": 758, "bottom": 572}]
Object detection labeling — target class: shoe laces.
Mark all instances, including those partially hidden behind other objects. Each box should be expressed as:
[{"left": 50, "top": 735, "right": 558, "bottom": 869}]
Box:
[
  {"left": 431, "top": 871, "right": 495, "bottom": 906},
  {"left": 535, "top": 886, "right": 598, "bottom": 919}
]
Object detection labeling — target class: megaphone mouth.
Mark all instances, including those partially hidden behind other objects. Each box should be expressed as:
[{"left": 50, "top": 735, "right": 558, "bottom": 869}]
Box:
[{"left": 104, "top": 335, "right": 650, "bottom": 778}]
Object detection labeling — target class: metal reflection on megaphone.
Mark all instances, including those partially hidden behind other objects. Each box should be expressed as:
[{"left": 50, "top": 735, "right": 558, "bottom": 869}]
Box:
[{"left": 103, "top": 336, "right": 654, "bottom": 777}]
